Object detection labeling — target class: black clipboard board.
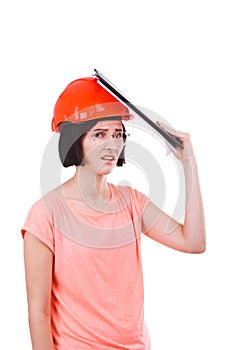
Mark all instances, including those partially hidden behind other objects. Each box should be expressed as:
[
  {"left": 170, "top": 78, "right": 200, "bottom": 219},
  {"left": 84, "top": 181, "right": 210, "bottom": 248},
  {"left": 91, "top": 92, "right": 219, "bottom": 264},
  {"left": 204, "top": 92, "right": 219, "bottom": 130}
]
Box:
[{"left": 93, "top": 69, "right": 184, "bottom": 150}]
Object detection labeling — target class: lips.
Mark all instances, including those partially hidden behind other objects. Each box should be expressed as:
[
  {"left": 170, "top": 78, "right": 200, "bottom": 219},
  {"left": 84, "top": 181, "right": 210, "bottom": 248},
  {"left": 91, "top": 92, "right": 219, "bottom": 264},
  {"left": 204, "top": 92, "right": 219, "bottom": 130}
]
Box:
[{"left": 101, "top": 155, "right": 115, "bottom": 161}]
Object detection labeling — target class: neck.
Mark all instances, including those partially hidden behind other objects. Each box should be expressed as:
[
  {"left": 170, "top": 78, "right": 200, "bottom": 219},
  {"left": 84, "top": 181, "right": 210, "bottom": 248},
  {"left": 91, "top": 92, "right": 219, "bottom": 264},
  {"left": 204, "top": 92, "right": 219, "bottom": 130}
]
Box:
[{"left": 71, "top": 166, "right": 110, "bottom": 201}]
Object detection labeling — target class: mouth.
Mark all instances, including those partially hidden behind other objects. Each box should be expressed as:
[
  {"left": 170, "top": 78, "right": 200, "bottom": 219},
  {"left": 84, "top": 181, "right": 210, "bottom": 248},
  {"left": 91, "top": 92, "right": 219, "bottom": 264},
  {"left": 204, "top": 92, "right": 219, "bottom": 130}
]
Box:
[{"left": 101, "top": 155, "right": 116, "bottom": 161}]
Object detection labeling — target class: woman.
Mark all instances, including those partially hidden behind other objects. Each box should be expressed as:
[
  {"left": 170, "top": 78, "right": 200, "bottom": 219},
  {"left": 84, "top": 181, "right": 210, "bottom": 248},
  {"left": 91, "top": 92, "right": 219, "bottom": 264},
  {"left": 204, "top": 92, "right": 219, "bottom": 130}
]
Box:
[{"left": 22, "top": 76, "right": 206, "bottom": 350}]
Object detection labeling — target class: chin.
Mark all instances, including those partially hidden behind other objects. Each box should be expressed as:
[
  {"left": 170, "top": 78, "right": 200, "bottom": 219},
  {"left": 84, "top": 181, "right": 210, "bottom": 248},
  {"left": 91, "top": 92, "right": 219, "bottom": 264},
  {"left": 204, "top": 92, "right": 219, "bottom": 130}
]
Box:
[{"left": 98, "top": 164, "right": 115, "bottom": 176}]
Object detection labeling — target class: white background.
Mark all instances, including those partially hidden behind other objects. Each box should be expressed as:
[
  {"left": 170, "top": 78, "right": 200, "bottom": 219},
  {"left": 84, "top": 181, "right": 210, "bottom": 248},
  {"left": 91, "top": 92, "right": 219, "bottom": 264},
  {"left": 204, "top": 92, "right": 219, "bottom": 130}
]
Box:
[{"left": 1, "top": 0, "right": 233, "bottom": 349}]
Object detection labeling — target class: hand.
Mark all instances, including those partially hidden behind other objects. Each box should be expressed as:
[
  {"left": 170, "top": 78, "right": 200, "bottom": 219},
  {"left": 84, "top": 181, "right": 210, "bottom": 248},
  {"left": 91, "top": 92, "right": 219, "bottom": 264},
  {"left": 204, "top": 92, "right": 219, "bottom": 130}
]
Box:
[{"left": 157, "top": 121, "right": 195, "bottom": 162}]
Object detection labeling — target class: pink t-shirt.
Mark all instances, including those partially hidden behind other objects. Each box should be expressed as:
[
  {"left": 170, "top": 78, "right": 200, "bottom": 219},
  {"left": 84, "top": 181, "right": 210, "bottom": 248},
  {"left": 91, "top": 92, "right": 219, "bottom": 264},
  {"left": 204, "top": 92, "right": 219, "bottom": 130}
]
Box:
[{"left": 21, "top": 184, "right": 151, "bottom": 350}]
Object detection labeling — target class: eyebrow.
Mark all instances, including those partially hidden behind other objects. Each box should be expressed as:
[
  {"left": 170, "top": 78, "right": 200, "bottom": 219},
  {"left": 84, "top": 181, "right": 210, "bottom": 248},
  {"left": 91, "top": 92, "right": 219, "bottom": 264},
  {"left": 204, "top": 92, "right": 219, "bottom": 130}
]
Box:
[{"left": 92, "top": 128, "right": 123, "bottom": 132}]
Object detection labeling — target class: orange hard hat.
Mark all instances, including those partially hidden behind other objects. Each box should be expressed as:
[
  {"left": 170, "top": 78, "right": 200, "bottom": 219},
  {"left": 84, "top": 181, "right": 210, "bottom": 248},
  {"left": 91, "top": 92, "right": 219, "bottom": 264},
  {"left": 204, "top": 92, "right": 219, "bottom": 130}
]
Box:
[{"left": 51, "top": 77, "right": 133, "bottom": 132}]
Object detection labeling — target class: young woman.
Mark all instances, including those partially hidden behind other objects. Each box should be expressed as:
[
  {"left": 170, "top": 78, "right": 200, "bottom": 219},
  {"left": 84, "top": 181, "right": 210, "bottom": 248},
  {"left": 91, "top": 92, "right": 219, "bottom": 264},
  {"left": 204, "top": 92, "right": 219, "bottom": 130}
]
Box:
[{"left": 22, "top": 77, "right": 206, "bottom": 350}]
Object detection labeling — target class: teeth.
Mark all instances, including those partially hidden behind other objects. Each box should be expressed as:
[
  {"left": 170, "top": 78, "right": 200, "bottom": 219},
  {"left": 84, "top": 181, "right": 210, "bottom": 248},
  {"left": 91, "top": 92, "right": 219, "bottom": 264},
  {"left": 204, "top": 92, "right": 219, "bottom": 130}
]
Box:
[{"left": 102, "top": 156, "right": 114, "bottom": 160}]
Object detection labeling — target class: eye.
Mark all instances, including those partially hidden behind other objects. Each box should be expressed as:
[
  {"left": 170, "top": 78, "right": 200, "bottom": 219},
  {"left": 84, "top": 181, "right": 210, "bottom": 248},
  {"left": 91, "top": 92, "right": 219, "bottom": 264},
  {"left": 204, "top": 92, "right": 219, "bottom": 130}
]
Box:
[
  {"left": 94, "top": 131, "right": 106, "bottom": 138},
  {"left": 115, "top": 132, "right": 123, "bottom": 139}
]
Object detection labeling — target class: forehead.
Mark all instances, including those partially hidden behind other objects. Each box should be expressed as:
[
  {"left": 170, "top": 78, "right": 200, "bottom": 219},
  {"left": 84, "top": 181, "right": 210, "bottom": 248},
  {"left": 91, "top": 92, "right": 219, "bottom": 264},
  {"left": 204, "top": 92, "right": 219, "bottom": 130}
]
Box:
[{"left": 91, "top": 120, "right": 123, "bottom": 130}]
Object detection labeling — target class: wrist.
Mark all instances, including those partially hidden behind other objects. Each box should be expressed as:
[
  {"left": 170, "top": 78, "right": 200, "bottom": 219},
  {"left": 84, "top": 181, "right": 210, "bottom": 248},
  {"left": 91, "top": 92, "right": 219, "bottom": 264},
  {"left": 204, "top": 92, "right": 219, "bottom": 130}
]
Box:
[{"left": 181, "top": 154, "right": 196, "bottom": 164}]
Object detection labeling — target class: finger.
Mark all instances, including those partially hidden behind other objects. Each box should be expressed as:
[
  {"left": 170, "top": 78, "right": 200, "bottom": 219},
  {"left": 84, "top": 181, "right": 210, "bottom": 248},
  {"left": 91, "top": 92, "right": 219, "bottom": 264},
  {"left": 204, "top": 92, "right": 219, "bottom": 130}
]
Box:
[{"left": 157, "top": 121, "right": 191, "bottom": 142}]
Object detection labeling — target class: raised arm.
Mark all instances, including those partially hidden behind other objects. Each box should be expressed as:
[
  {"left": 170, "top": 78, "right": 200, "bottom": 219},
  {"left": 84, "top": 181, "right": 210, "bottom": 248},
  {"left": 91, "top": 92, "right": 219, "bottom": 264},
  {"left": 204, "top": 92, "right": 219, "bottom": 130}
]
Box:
[
  {"left": 142, "top": 123, "right": 206, "bottom": 254},
  {"left": 24, "top": 231, "right": 54, "bottom": 350}
]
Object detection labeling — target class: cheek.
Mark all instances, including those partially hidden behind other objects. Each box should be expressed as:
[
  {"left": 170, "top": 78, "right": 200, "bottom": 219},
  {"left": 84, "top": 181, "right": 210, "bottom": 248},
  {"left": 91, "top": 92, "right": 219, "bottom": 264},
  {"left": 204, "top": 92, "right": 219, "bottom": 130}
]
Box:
[
  {"left": 117, "top": 143, "right": 124, "bottom": 154},
  {"left": 82, "top": 140, "right": 101, "bottom": 161},
  {"left": 82, "top": 137, "right": 95, "bottom": 155}
]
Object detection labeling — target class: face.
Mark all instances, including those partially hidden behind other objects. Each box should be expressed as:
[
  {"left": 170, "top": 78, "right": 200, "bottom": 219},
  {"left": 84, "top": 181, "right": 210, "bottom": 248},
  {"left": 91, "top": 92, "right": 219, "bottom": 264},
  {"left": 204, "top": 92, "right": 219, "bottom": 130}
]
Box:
[{"left": 81, "top": 120, "right": 125, "bottom": 175}]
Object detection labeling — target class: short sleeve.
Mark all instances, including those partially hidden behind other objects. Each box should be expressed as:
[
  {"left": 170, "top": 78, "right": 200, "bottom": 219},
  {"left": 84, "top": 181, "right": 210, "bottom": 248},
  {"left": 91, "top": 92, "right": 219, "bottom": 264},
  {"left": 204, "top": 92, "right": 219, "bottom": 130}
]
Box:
[
  {"left": 133, "top": 188, "right": 150, "bottom": 214},
  {"left": 21, "top": 198, "right": 55, "bottom": 253}
]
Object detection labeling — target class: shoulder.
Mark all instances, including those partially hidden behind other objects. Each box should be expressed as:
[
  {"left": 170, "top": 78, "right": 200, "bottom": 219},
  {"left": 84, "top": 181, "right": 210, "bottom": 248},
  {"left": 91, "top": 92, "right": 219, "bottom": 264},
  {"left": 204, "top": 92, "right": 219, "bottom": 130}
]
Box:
[
  {"left": 109, "top": 183, "right": 149, "bottom": 209},
  {"left": 21, "top": 191, "right": 59, "bottom": 251},
  {"left": 109, "top": 182, "right": 147, "bottom": 196},
  {"left": 26, "top": 189, "right": 61, "bottom": 219}
]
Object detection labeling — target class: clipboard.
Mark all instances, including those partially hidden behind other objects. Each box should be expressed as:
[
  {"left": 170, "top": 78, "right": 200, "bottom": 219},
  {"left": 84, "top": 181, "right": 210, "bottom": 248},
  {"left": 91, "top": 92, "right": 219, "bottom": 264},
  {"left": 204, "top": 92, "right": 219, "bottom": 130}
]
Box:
[{"left": 93, "top": 69, "right": 184, "bottom": 150}]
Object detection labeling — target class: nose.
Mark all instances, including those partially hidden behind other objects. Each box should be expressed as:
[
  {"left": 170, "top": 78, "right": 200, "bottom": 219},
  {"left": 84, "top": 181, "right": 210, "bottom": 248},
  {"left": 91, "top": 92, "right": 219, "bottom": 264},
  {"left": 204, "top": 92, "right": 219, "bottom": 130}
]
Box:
[{"left": 103, "top": 137, "right": 119, "bottom": 150}]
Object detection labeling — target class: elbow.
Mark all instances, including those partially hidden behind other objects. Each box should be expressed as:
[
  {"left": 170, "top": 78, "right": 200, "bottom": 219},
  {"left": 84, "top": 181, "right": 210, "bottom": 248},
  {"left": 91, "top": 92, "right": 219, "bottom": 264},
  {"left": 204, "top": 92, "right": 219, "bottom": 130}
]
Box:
[
  {"left": 187, "top": 242, "right": 206, "bottom": 254},
  {"left": 185, "top": 237, "right": 206, "bottom": 254},
  {"left": 28, "top": 306, "right": 51, "bottom": 324},
  {"left": 199, "top": 239, "right": 206, "bottom": 253},
  {"left": 190, "top": 245, "right": 206, "bottom": 254},
  {"left": 182, "top": 227, "right": 206, "bottom": 254},
  {"left": 28, "top": 309, "right": 52, "bottom": 331}
]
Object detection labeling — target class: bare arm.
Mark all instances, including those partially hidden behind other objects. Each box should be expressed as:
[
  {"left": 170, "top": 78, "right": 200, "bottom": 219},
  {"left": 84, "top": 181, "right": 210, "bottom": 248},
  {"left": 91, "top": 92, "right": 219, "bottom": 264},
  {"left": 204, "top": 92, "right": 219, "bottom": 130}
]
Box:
[
  {"left": 142, "top": 123, "right": 206, "bottom": 253},
  {"left": 24, "top": 231, "right": 54, "bottom": 350}
]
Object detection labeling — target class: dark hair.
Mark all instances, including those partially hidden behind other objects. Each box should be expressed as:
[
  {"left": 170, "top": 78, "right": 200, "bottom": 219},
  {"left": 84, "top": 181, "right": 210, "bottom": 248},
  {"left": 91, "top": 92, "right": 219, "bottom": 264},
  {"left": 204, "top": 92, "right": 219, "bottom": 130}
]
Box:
[{"left": 58, "top": 118, "right": 127, "bottom": 168}]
